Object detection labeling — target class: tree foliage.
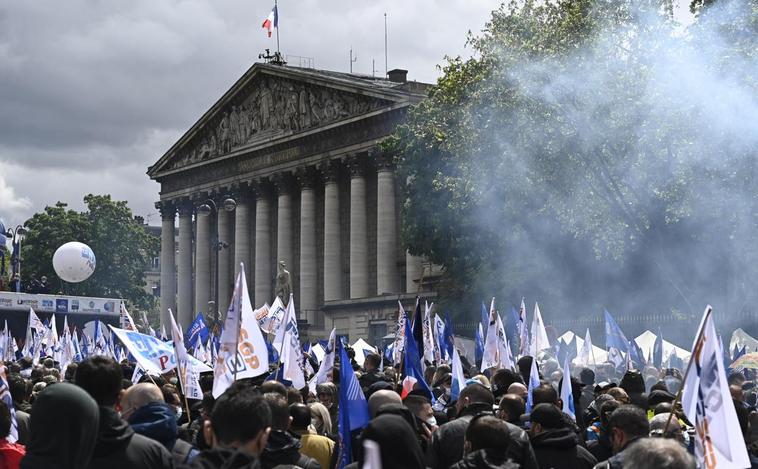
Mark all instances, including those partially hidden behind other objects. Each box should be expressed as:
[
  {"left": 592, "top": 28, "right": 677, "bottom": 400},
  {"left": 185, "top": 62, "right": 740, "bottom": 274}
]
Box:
[
  {"left": 390, "top": 0, "right": 758, "bottom": 320},
  {"left": 20, "top": 195, "right": 159, "bottom": 312}
]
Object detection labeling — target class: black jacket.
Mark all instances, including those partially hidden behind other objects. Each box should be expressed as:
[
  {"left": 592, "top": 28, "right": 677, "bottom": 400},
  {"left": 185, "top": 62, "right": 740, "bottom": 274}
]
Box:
[
  {"left": 179, "top": 448, "right": 261, "bottom": 469},
  {"left": 530, "top": 428, "right": 596, "bottom": 469},
  {"left": 586, "top": 435, "right": 613, "bottom": 463},
  {"left": 260, "top": 430, "right": 320, "bottom": 469},
  {"left": 88, "top": 406, "right": 174, "bottom": 469},
  {"left": 427, "top": 403, "right": 538, "bottom": 469},
  {"left": 449, "top": 448, "right": 520, "bottom": 469}
]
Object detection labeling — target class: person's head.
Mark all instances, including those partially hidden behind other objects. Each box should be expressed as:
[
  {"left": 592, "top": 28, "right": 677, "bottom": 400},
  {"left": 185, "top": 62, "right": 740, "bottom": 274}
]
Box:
[
  {"left": 599, "top": 400, "right": 621, "bottom": 429},
  {"left": 497, "top": 394, "right": 525, "bottom": 424},
  {"left": 7, "top": 373, "right": 28, "bottom": 404},
  {"left": 606, "top": 387, "right": 630, "bottom": 405},
  {"left": 119, "top": 383, "right": 164, "bottom": 421},
  {"left": 24, "top": 382, "right": 100, "bottom": 469},
  {"left": 532, "top": 383, "right": 559, "bottom": 407},
  {"left": 403, "top": 395, "right": 433, "bottom": 424},
  {"left": 620, "top": 370, "right": 645, "bottom": 394},
  {"left": 579, "top": 368, "right": 595, "bottom": 387},
  {"left": 75, "top": 356, "right": 123, "bottom": 407},
  {"left": 206, "top": 384, "right": 271, "bottom": 456},
  {"left": 654, "top": 402, "right": 674, "bottom": 415},
  {"left": 649, "top": 413, "right": 684, "bottom": 442},
  {"left": 364, "top": 353, "right": 381, "bottom": 372},
  {"left": 607, "top": 405, "right": 649, "bottom": 453},
  {"left": 730, "top": 384, "right": 745, "bottom": 402},
  {"left": 286, "top": 387, "right": 303, "bottom": 405},
  {"left": 260, "top": 380, "right": 288, "bottom": 399},
  {"left": 727, "top": 372, "right": 746, "bottom": 387},
  {"left": 464, "top": 415, "right": 511, "bottom": 455},
  {"left": 491, "top": 369, "right": 523, "bottom": 398},
  {"left": 528, "top": 403, "right": 564, "bottom": 438},
  {"left": 309, "top": 402, "right": 332, "bottom": 435},
  {"left": 455, "top": 383, "right": 494, "bottom": 416},
  {"left": 368, "top": 389, "right": 402, "bottom": 417},
  {"left": 264, "top": 392, "right": 291, "bottom": 432},
  {"left": 316, "top": 382, "right": 337, "bottom": 409},
  {"left": 517, "top": 356, "right": 537, "bottom": 382},
  {"left": 289, "top": 403, "right": 311, "bottom": 432},
  {"left": 358, "top": 414, "right": 425, "bottom": 469},
  {"left": 0, "top": 403, "right": 12, "bottom": 439},
  {"left": 623, "top": 437, "right": 695, "bottom": 469},
  {"left": 507, "top": 382, "right": 528, "bottom": 399}
]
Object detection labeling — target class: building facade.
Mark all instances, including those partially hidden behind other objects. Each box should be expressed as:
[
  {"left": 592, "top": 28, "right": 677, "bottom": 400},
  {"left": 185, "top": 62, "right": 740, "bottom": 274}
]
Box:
[{"left": 148, "top": 63, "right": 434, "bottom": 342}]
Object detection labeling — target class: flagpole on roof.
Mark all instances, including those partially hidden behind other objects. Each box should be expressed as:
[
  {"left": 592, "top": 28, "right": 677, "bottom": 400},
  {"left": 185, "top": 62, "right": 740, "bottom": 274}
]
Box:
[{"left": 275, "top": 0, "right": 280, "bottom": 56}]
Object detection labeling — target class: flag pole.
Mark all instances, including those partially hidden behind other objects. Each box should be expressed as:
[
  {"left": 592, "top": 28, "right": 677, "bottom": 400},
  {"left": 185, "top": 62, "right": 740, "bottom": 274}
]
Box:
[
  {"left": 663, "top": 305, "right": 711, "bottom": 434},
  {"left": 275, "top": 0, "right": 280, "bottom": 56}
]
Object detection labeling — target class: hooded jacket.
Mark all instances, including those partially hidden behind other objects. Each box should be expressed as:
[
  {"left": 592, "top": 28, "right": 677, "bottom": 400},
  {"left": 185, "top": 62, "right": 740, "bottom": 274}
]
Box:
[
  {"left": 178, "top": 448, "right": 261, "bottom": 469},
  {"left": 128, "top": 402, "right": 199, "bottom": 465},
  {"left": 428, "top": 402, "right": 538, "bottom": 469},
  {"left": 260, "top": 430, "right": 320, "bottom": 469},
  {"left": 20, "top": 383, "right": 100, "bottom": 469},
  {"left": 530, "top": 427, "right": 596, "bottom": 469},
  {"left": 619, "top": 372, "right": 648, "bottom": 411},
  {"left": 449, "top": 448, "right": 520, "bottom": 469},
  {"left": 87, "top": 406, "right": 174, "bottom": 469},
  {"left": 358, "top": 414, "right": 425, "bottom": 469}
]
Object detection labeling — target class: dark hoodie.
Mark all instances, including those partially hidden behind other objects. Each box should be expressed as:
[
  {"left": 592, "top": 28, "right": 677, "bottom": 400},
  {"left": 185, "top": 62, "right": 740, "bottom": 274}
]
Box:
[
  {"left": 530, "top": 428, "right": 597, "bottom": 469},
  {"left": 449, "top": 448, "right": 520, "bottom": 469},
  {"left": 619, "top": 372, "right": 648, "bottom": 411},
  {"left": 21, "top": 383, "right": 100, "bottom": 469},
  {"left": 87, "top": 406, "right": 174, "bottom": 469},
  {"left": 260, "top": 430, "right": 320, "bottom": 469},
  {"left": 358, "top": 414, "right": 425, "bottom": 469},
  {"left": 179, "top": 448, "right": 261, "bottom": 469},
  {"left": 128, "top": 402, "right": 199, "bottom": 464}
]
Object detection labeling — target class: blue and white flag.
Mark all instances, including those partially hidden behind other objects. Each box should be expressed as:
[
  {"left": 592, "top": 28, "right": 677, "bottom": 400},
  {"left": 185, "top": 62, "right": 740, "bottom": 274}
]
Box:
[
  {"left": 653, "top": 328, "right": 664, "bottom": 369},
  {"left": 169, "top": 309, "right": 202, "bottom": 400},
  {"left": 525, "top": 357, "right": 540, "bottom": 414},
  {"left": 529, "top": 302, "right": 550, "bottom": 357},
  {"left": 337, "top": 340, "right": 370, "bottom": 469},
  {"left": 604, "top": 310, "right": 628, "bottom": 367},
  {"left": 277, "top": 294, "right": 306, "bottom": 389},
  {"left": 185, "top": 313, "right": 209, "bottom": 350},
  {"left": 560, "top": 354, "right": 575, "bottom": 421},
  {"left": 422, "top": 301, "right": 436, "bottom": 366},
  {"left": 474, "top": 323, "right": 484, "bottom": 367},
  {"left": 450, "top": 346, "right": 466, "bottom": 402},
  {"left": 480, "top": 302, "right": 489, "bottom": 338},
  {"left": 401, "top": 318, "right": 433, "bottom": 401},
  {"left": 682, "top": 305, "right": 750, "bottom": 468},
  {"left": 433, "top": 314, "right": 446, "bottom": 363},
  {"left": 392, "top": 301, "right": 406, "bottom": 366},
  {"left": 443, "top": 312, "right": 455, "bottom": 360},
  {"left": 308, "top": 328, "right": 336, "bottom": 393},
  {"left": 481, "top": 298, "right": 499, "bottom": 371},
  {"left": 93, "top": 320, "right": 109, "bottom": 356},
  {"left": 0, "top": 366, "right": 18, "bottom": 443},
  {"left": 496, "top": 313, "right": 515, "bottom": 371},
  {"left": 120, "top": 304, "right": 138, "bottom": 331},
  {"left": 518, "top": 298, "right": 529, "bottom": 357}
]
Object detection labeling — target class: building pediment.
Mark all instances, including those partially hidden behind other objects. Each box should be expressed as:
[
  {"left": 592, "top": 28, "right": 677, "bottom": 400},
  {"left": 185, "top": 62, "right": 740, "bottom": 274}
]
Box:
[{"left": 148, "top": 63, "right": 419, "bottom": 178}]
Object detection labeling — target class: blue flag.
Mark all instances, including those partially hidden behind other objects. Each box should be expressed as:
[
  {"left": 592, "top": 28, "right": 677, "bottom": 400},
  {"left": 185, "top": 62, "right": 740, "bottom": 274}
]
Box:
[
  {"left": 474, "top": 324, "right": 484, "bottom": 367},
  {"left": 401, "top": 318, "right": 433, "bottom": 401},
  {"left": 443, "top": 312, "right": 455, "bottom": 360},
  {"left": 185, "top": 313, "right": 209, "bottom": 349},
  {"left": 337, "top": 341, "right": 369, "bottom": 469},
  {"left": 411, "top": 299, "right": 424, "bottom": 359},
  {"left": 480, "top": 302, "right": 489, "bottom": 337},
  {"left": 653, "top": 328, "right": 663, "bottom": 369},
  {"left": 604, "top": 310, "right": 629, "bottom": 353},
  {"left": 628, "top": 339, "right": 646, "bottom": 369}
]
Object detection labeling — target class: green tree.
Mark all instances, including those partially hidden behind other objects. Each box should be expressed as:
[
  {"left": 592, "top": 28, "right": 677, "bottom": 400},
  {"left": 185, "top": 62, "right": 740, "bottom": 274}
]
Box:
[
  {"left": 390, "top": 0, "right": 758, "bottom": 321},
  {"left": 21, "top": 195, "right": 159, "bottom": 312}
]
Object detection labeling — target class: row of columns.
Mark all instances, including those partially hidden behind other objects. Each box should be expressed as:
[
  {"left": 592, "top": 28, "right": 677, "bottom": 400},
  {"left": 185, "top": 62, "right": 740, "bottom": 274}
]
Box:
[{"left": 157, "top": 153, "right": 426, "bottom": 328}]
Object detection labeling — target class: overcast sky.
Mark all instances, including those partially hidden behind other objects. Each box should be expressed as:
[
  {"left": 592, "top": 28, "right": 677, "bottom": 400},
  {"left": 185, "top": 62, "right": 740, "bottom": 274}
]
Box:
[{"left": 0, "top": 0, "right": 498, "bottom": 231}]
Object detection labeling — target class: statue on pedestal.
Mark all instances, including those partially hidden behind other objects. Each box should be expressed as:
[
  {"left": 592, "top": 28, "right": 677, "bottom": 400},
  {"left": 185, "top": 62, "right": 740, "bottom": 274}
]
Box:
[{"left": 275, "top": 261, "right": 292, "bottom": 303}]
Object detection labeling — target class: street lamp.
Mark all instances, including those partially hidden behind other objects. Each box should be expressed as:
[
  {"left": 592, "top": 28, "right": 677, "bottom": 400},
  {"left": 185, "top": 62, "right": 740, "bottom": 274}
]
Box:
[
  {"left": 197, "top": 197, "right": 235, "bottom": 325},
  {"left": 4, "top": 225, "right": 28, "bottom": 293}
]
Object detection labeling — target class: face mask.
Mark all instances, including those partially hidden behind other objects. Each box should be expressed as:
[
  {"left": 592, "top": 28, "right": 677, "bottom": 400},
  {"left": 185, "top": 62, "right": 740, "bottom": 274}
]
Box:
[
  {"left": 425, "top": 416, "right": 437, "bottom": 427},
  {"left": 175, "top": 406, "right": 183, "bottom": 420}
]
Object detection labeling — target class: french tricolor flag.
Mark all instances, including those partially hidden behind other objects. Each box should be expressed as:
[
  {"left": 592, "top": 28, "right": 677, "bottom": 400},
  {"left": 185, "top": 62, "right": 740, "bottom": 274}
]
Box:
[{"left": 262, "top": 5, "right": 278, "bottom": 38}]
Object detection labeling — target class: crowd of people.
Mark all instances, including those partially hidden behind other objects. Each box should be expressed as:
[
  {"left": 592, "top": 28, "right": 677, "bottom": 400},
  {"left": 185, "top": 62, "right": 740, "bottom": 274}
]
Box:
[{"left": 0, "top": 343, "right": 755, "bottom": 469}]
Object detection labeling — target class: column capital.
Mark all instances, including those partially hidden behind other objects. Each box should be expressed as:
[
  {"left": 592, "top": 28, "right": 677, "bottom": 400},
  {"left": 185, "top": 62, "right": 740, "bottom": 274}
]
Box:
[
  {"left": 346, "top": 155, "right": 367, "bottom": 178},
  {"left": 251, "top": 178, "right": 273, "bottom": 198},
  {"left": 373, "top": 148, "right": 395, "bottom": 171},
  {"left": 176, "top": 199, "right": 194, "bottom": 217},
  {"left": 320, "top": 160, "right": 341, "bottom": 183},
  {"left": 295, "top": 167, "right": 318, "bottom": 189},
  {"left": 229, "top": 181, "right": 253, "bottom": 204},
  {"left": 156, "top": 200, "right": 176, "bottom": 220},
  {"left": 272, "top": 172, "right": 294, "bottom": 194}
]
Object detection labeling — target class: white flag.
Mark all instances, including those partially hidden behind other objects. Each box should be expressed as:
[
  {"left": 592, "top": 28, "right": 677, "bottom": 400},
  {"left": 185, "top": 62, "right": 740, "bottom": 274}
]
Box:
[
  {"left": 213, "top": 264, "right": 269, "bottom": 398},
  {"left": 280, "top": 294, "right": 306, "bottom": 389},
  {"left": 120, "top": 304, "right": 138, "bottom": 331},
  {"left": 561, "top": 354, "right": 575, "bottom": 421},
  {"left": 529, "top": 302, "right": 549, "bottom": 356},
  {"left": 169, "top": 309, "right": 202, "bottom": 400},
  {"left": 262, "top": 296, "right": 286, "bottom": 337},
  {"left": 682, "top": 305, "right": 750, "bottom": 468},
  {"left": 308, "top": 328, "right": 336, "bottom": 393},
  {"left": 422, "top": 301, "right": 436, "bottom": 366},
  {"left": 481, "top": 298, "right": 500, "bottom": 371},
  {"left": 576, "top": 329, "right": 594, "bottom": 366},
  {"left": 518, "top": 298, "right": 529, "bottom": 357},
  {"left": 392, "top": 301, "right": 407, "bottom": 366},
  {"left": 496, "top": 313, "right": 514, "bottom": 370},
  {"left": 433, "top": 314, "right": 446, "bottom": 363}
]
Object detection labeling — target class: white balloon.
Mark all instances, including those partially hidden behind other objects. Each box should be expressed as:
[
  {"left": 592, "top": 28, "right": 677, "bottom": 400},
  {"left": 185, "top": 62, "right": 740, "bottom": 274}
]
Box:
[{"left": 52, "top": 242, "right": 96, "bottom": 283}]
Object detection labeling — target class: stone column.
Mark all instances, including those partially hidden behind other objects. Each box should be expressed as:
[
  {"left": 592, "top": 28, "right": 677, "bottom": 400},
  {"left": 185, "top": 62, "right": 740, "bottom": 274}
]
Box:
[
  {"left": 376, "top": 152, "right": 399, "bottom": 295},
  {"left": 177, "top": 201, "right": 194, "bottom": 327},
  {"left": 406, "top": 252, "right": 424, "bottom": 293},
  {"left": 158, "top": 201, "right": 176, "bottom": 330},
  {"left": 322, "top": 162, "right": 342, "bottom": 301},
  {"left": 297, "top": 169, "right": 318, "bottom": 323},
  {"left": 234, "top": 189, "right": 251, "bottom": 287},
  {"left": 275, "top": 174, "right": 293, "bottom": 283},
  {"left": 254, "top": 181, "right": 272, "bottom": 306},
  {"left": 349, "top": 159, "right": 369, "bottom": 298},
  {"left": 216, "top": 204, "right": 233, "bottom": 318},
  {"left": 194, "top": 203, "right": 211, "bottom": 318}
]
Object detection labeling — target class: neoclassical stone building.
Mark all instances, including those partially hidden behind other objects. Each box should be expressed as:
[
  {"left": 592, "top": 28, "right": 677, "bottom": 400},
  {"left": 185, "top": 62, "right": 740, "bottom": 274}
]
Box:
[{"left": 148, "top": 62, "right": 435, "bottom": 342}]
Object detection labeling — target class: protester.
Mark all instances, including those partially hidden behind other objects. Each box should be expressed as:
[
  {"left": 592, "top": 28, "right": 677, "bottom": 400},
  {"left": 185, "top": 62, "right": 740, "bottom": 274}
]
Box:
[
  {"left": 586, "top": 400, "right": 620, "bottom": 462},
  {"left": 289, "top": 403, "right": 335, "bottom": 469},
  {"left": 120, "top": 383, "right": 200, "bottom": 465},
  {"left": 622, "top": 438, "right": 695, "bottom": 469},
  {"left": 527, "top": 403, "right": 596, "bottom": 469},
  {"left": 75, "top": 356, "right": 174, "bottom": 469},
  {"left": 20, "top": 382, "right": 99, "bottom": 469},
  {"left": 0, "top": 402, "right": 24, "bottom": 469},
  {"left": 593, "top": 405, "right": 649, "bottom": 469},
  {"left": 260, "top": 393, "right": 320, "bottom": 469},
  {"left": 308, "top": 402, "right": 333, "bottom": 437},
  {"left": 356, "top": 414, "right": 425, "bottom": 469},
  {"left": 497, "top": 394, "right": 525, "bottom": 426},
  {"left": 358, "top": 353, "right": 386, "bottom": 391},
  {"left": 450, "top": 415, "right": 520, "bottom": 469}
]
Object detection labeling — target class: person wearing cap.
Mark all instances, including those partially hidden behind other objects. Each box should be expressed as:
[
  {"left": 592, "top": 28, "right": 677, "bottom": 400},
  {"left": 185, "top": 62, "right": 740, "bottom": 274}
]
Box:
[{"left": 526, "top": 403, "right": 596, "bottom": 469}]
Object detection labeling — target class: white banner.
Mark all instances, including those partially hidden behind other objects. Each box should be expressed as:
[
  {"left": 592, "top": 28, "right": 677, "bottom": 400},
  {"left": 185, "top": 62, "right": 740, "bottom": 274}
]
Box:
[
  {"left": 110, "top": 326, "right": 211, "bottom": 377},
  {"left": 0, "top": 292, "right": 121, "bottom": 316}
]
